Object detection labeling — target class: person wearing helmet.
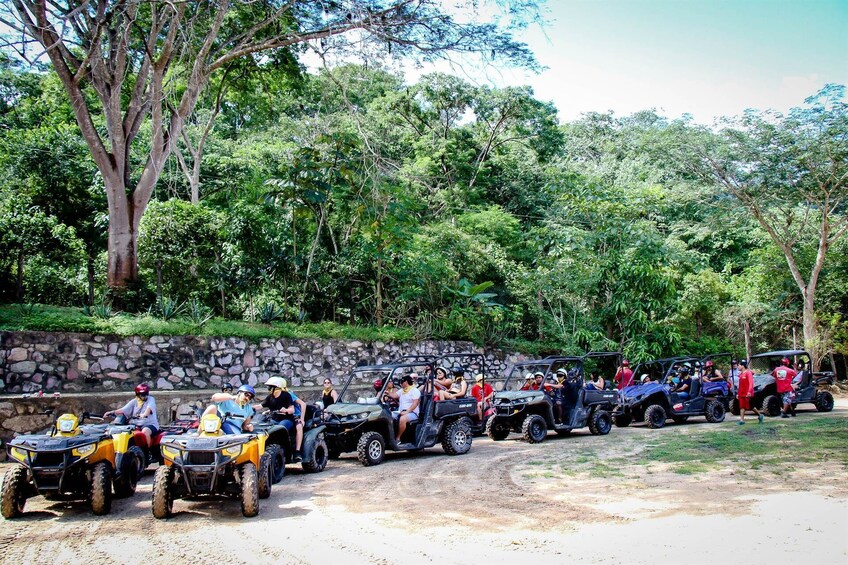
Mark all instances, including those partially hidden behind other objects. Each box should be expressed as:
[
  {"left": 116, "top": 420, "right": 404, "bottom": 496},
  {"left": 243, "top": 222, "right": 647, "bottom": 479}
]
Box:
[
  {"left": 530, "top": 371, "right": 545, "bottom": 391},
  {"left": 440, "top": 367, "right": 468, "bottom": 400},
  {"left": 670, "top": 366, "right": 692, "bottom": 399},
  {"left": 702, "top": 360, "right": 725, "bottom": 383},
  {"left": 545, "top": 370, "right": 566, "bottom": 423},
  {"left": 256, "top": 377, "right": 306, "bottom": 460},
  {"left": 520, "top": 372, "right": 535, "bottom": 391},
  {"left": 773, "top": 358, "right": 798, "bottom": 418},
  {"left": 434, "top": 367, "right": 452, "bottom": 400},
  {"left": 614, "top": 360, "right": 634, "bottom": 390},
  {"left": 205, "top": 383, "right": 256, "bottom": 434},
  {"left": 105, "top": 383, "right": 160, "bottom": 447}
]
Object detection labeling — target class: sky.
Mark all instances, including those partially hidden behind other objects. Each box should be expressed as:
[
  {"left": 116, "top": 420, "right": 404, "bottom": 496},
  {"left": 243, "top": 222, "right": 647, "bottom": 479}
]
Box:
[{"left": 447, "top": 0, "right": 848, "bottom": 124}]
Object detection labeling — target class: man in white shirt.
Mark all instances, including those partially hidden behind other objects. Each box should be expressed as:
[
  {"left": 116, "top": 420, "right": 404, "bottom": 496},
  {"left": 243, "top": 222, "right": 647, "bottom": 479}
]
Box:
[{"left": 387, "top": 374, "right": 421, "bottom": 445}]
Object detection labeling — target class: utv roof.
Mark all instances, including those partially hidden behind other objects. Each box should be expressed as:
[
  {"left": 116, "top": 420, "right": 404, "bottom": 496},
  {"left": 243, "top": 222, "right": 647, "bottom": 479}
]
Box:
[
  {"left": 750, "top": 350, "right": 811, "bottom": 359},
  {"left": 350, "top": 361, "right": 432, "bottom": 372}
]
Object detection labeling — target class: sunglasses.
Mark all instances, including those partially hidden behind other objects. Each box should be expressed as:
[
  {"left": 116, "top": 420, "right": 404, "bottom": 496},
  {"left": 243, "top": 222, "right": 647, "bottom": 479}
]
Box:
[
  {"left": 241, "top": 392, "right": 255, "bottom": 400},
  {"left": 267, "top": 386, "right": 277, "bottom": 391},
  {"left": 323, "top": 381, "right": 331, "bottom": 385}
]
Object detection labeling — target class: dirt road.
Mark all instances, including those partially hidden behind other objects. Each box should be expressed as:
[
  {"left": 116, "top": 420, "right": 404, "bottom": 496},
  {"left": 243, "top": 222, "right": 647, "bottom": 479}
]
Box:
[{"left": 2, "top": 404, "right": 847, "bottom": 564}]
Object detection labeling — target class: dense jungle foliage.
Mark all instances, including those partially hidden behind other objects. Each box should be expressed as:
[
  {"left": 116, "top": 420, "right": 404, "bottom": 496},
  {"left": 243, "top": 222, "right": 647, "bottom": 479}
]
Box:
[{"left": 0, "top": 56, "right": 846, "bottom": 365}]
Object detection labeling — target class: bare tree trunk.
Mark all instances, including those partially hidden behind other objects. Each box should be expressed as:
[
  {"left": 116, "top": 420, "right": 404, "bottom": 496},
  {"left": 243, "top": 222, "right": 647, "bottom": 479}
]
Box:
[
  {"left": 743, "top": 320, "right": 752, "bottom": 361},
  {"left": 536, "top": 290, "right": 544, "bottom": 340},
  {"left": 16, "top": 249, "right": 24, "bottom": 300},
  {"left": 156, "top": 259, "right": 163, "bottom": 304},
  {"left": 375, "top": 260, "right": 383, "bottom": 327},
  {"left": 695, "top": 313, "right": 702, "bottom": 340},
  {"left": 87, "top": 254, "right": 95, "bottom": 305}
]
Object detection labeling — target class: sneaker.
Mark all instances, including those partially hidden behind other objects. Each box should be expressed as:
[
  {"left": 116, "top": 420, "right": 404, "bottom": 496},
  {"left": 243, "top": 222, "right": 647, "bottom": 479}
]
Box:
[
  {"left": 737, "top": 420, "right": 745, "bottom": 425},
  {"left": 790, "top": 413, "right": 796, "bottom": 417},
  {"left": 758, "top": 414, "right": 764, "bottom": 424},
  {"left": 292, "top": 454, "right": 302, "bottom": 463},
  {"left": 781, "top": 414, "right": 790, "bottom": 419}
]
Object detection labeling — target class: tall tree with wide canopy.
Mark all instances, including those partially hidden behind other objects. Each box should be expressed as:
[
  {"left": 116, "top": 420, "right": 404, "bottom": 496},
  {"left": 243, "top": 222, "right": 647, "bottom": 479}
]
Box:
[
  {"left": 2, "top": 0, "right": 538, "bottom": 291},
  {"left": 679, "top": 85, "right": 848, "bottom": 366}
]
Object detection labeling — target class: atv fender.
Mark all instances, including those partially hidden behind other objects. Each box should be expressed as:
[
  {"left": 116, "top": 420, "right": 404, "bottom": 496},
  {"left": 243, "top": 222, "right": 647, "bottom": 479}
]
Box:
[{"left": 301, "top": 424, "right": 327, "bottom": 455}]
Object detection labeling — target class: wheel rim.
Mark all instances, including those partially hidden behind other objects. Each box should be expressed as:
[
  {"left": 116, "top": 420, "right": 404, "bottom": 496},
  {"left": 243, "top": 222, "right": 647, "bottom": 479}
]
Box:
[
  {"left": 532, "top": 421, "right": 543, "bottom": 438},
  {"left": 651, "top": 411, "right": 662, "bottom": 425},
  {"left": 600, "top": 417, "right": 611, "bottom": 433},
  {"left": 368, "top": 440, "right": 382, "bottom": 460},
  {"left": 454, "top": 429, "right": 468, "bottom": 447}
]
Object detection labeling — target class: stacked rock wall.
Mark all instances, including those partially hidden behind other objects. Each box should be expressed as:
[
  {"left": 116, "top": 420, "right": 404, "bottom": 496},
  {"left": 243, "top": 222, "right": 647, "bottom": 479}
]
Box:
[{"left": 0, "top": 331, "right": 531, "bottom": 394}]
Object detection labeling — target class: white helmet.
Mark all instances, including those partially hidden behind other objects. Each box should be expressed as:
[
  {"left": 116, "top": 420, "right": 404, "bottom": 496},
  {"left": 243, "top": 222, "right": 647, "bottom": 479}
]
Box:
[{"left": 265, "top": 377, "right": 287, "bottom": 390}]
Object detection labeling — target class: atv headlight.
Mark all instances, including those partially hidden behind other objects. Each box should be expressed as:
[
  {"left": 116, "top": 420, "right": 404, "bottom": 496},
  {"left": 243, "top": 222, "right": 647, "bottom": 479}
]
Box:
[
  {"left": 161, "top": 445, "right": 180, "bottom": 461},
  {"left": 10, "top": 447, "right": 28, "bottom": 462},
  {"left": 202, "top": 419, "right": 221, "bottom": 433},
  {"left": 73, "top": 443, "right": 96, "bottom": 457},
  {"left": 58, "top": 419, "right": 75, "bottom": 433},
  {"left": 223, "top": 445, "right": 242, "bottom": 457}
]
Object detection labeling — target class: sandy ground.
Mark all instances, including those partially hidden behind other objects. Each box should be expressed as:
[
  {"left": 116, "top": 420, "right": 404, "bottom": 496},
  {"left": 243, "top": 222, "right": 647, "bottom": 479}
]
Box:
[{"left": 1, "top": 401, "right": 847, "bottom": 565}]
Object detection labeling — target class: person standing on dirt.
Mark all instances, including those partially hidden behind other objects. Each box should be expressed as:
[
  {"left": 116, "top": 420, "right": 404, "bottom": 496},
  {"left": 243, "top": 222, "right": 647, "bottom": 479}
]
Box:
[
  {"left": 206, "top": 384, "right": 256, "bottom": 434},
  {"left": 105, "top": 383, "right": 159, "bottom": 447},
  {"left": 728, "top": 360, "right": 742, "bottom": 388},
  {"left": 321, "top": 378, "right": 338, "bottom": 408},
  {"left": 773, "top": 358, "right": 798, "bottom": 418},
  {"left": 471, "top": 374, "right": 494, "bottom": 420},
  {"left": 386, "top": 374, "right": 421, "bottom": 445},
  {"left": 614, "top": 360, "right": 634, "bottom": 390},
  {"left": 736, "top": 360, "right": 764, "bottom": 425}
]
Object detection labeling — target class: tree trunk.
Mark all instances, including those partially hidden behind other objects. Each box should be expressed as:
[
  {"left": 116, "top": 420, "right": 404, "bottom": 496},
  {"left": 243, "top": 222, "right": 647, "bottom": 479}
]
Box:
[
  {"left": 156, "top": 259, "right": 163, "bottom": 304},
  {"left": 16, "top": 249, "right": 24, "bottom": 300},
  {"left": 743, "top": 320, "right": 752, "bottom": 361},
  {"left": 695, "top": 313, "right": 702, "bottom": 340},
  {"left": 536, "top": 290, "right": 544, "bottom": 340},
  {"left": 105, "top": 192, "right": 139, "bottom": 288},
  {"left": 802, "top": 289, "right": 818, "bottom": 369},
  {"left": 375, "top": 261, "right": 383, "bottom": 327},
  {"left": 87, "top": 254, "right": 96, "bottom": 306}
]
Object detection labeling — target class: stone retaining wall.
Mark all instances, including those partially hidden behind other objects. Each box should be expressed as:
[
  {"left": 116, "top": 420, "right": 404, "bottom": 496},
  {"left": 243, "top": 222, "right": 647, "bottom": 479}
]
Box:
[
  {"left": 0, "top": 331, "right": 529, "bottom": 395},
  {"left": 0, "top": 331, "right": 535, "bottom": 456}
]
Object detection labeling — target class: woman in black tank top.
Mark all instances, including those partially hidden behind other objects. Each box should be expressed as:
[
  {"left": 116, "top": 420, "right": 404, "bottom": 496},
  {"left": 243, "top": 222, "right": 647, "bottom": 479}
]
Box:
[{"left": 322, "top": 378, "right": 338, "bottom": 407}]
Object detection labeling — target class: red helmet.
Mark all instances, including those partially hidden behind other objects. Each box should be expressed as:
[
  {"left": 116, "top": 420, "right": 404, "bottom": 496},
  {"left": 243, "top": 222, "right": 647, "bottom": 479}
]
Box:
[
  {"left": 705, "top": 360, "right": 714, "bottom": 368},
  {"left": 135, "top": 383, "right": 150, "bottom": 397},
  {"left": 622, "top": 360, "right": 630, "bottom": 366},
  {"left": 781, "top": 358, "right": 791, "bottom": 366},
  {"left": 373, "top": 379, "right": 383, "bottom": 391}
]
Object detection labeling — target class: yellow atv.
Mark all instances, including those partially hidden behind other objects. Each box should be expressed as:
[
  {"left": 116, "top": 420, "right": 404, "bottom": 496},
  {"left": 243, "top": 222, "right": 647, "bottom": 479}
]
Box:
[
  {"left": 2, "top": 411, "right": 145, "bottom": 518},
  {"left": 152, "top": 412, "right": 271, "bottom": 518}
]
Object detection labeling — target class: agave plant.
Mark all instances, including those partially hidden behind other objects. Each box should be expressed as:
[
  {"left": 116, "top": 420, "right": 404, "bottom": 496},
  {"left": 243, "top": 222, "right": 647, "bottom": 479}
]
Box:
[
  {"left": 156, "top": 296, "right": 185, "bottom": 321},
  {"left": 257, "top": 302, "right": 285, "bottom": 324},
  {"left": 82, "top": 301, "right": 113, "bottom": 319},
  {"left": 187, "top": 298, "right": 213, "bottom": 326}
]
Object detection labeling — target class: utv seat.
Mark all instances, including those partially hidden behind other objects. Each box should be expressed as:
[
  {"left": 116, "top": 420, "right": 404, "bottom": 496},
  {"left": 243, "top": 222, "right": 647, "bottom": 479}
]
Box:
[{"left": 688, "top": 378, "right": 701, "bottom": 397}]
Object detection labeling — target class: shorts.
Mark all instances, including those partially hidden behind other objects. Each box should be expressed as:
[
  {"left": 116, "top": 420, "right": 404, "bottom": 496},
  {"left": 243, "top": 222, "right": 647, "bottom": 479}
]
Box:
[
  {"left": 392, "top": 411, "right": 419, "bottom": 423},
  {"left": 141, "top": 425, "right": 159, "bottom": 435},
  {"left": 738, "top": 396, "right": 751, "bottom": 411},
  {"left": 781, "top": 391, "right": 795, "bottom": 404}
]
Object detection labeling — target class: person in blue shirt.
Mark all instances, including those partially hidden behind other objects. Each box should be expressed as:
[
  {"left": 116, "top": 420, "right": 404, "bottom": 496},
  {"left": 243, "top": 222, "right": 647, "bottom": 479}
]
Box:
[
  {"left": 203, "top": 384, "right": 256, "bottom": 434},
  {"left": 670, "top": 367, "right": 692, "bottom": 399}
]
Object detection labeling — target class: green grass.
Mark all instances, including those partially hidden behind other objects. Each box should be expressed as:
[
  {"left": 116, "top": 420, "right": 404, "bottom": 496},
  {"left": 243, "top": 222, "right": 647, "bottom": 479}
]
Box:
[
  {"left": 640, "top": 417, "right": 848, "bottom": 473},
  {"left": 0, "top": 303, "right": 415, "bottom": 342}
]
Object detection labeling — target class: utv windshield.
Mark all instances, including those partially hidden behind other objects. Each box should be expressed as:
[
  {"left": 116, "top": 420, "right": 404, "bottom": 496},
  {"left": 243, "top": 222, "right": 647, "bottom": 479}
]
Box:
[{"left": 749, "top": 352, "right": 811, "bottom": 376}]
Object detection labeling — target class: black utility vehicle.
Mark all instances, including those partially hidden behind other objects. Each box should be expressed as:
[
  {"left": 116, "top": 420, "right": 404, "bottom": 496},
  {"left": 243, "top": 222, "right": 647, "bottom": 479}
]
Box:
[
  {"left": 394, "top": 352, "right": 493, "bottom": 435},
  {"left": 486, "top": 353, "right": 620, "bottom": 443},
  {"left": 734, "top": 350, "right": 835, "bottom": 417},
  {"left": 613, "top": 355, "right": 729, "bottom": 428},
  {"left": 251, "top": 405, "right": 328, "bottom": 483},
  {"left": 322, "top": 361, "right": 476, "bottom": 466}
]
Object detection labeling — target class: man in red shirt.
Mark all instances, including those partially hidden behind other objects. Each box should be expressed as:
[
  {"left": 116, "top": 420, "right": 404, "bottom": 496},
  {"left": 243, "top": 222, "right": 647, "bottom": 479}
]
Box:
[
  {"left": 772, "top": 357, "right": 798, "bottom": 418},
  {"left": 471, "top": 374, "right": 494, "bottom": 421},
  {"left": 736, "top": 359, "right": 763, "bottom": 425},
  {"left": 614, "top": 360, "right": 634, "bottom": 390}
]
